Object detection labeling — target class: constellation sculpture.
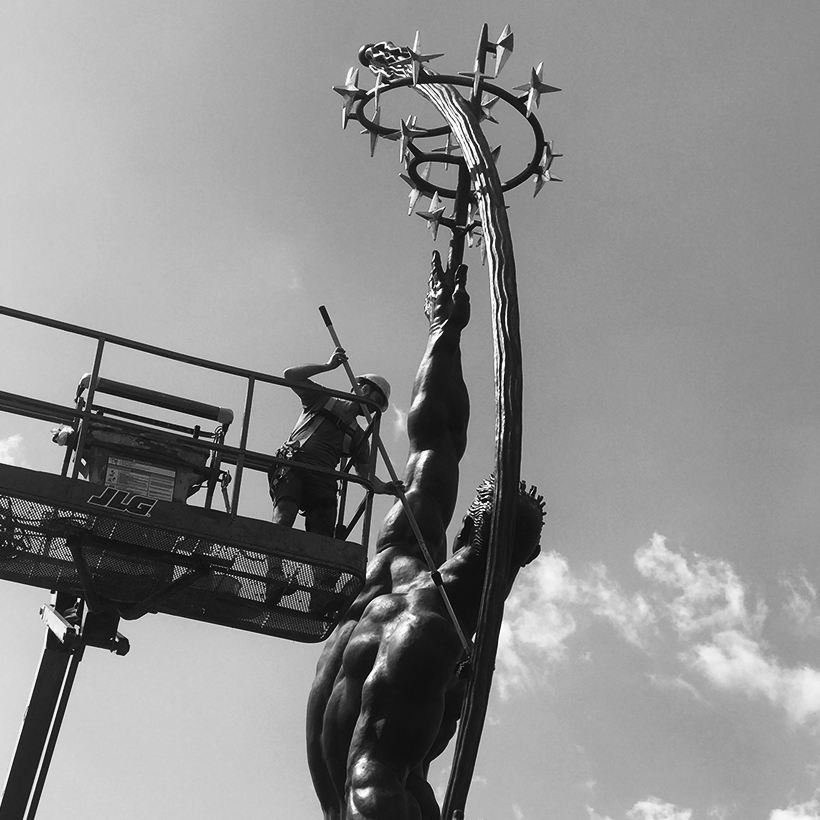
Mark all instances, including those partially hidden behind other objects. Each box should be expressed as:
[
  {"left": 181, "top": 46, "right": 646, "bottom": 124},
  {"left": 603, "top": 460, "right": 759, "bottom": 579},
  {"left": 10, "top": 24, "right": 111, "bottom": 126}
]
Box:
[{"left": 325, "top": 26, "right": 561, "bottom": 819}]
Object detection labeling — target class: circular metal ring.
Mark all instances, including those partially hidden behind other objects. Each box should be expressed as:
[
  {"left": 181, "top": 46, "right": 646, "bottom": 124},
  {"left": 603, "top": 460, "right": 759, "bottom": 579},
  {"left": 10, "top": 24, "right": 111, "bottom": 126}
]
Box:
[{"left": 353, "top": 73, "right": 546, "bottom": 199}]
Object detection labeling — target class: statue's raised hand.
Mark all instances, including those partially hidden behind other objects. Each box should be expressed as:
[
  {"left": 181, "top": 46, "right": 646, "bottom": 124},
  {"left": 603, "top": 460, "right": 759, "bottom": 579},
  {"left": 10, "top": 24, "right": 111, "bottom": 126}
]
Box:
[{"left": 424, "top": 251, "right": 470, "bottom": 332}]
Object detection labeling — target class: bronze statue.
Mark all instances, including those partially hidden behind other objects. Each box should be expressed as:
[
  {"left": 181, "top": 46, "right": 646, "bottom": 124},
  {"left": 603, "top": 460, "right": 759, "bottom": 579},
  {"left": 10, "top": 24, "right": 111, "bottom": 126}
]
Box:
[{"left": 306, "top": 252, "right": 545, "bottom": 820}]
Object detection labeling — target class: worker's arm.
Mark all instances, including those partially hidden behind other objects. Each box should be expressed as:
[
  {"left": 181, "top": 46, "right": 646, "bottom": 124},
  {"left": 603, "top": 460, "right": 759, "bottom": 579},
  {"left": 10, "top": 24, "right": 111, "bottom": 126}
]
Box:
[
  {"left": 283, "top": 348, "right": 347, "bottom": 383},
  {"left": 371, "top": 476, "right": 403, "bottom": 496},
  {"left": 352, "top": 438, "right": 403, "bottom": 496}
]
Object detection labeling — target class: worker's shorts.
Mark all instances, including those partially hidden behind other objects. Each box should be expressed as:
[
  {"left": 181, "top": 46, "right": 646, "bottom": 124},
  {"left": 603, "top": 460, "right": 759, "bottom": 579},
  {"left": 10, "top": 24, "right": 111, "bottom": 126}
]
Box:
[{"left": 268, "top": 456, "right": 337, "bottom": 514}]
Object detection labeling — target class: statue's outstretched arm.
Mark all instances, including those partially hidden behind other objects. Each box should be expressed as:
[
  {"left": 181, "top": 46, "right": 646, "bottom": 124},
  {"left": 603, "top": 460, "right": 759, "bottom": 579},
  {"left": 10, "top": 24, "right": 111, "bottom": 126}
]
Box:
[{"left": 376, "top": 252, "right": 470, "bottom": 565}]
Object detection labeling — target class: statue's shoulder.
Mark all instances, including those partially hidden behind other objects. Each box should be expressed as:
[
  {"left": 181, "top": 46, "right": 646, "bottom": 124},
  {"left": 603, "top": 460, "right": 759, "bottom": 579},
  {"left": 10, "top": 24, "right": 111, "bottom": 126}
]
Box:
[{"left": 369, "top": 541, "right": 423, "bottom": 569}]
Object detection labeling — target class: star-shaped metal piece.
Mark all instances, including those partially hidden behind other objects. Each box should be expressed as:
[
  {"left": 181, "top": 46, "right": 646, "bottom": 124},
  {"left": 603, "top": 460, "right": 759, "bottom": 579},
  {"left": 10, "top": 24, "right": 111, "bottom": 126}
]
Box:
[
  {"left": 458, "top": 68, "right": 494, "bottom": 103},
  {"left": 342, "top": 108, "right": 357, "bottom": 130},
  {"left": 533, "top": 165, "right": 562, "bottom": 197},
  {"left": 494, "top": 24, "right": 514, "bottom": 77},
  {"left": 514, "top": 62, "right": 561, "bottom": 117},
  {"left": 416, "top": 192, "right": 447, "bottom": 240},
  {"left": 472, "top": 23, "right": 514, "bottom": 81},
  {"left": 399, "top": 164, "right": 431, "bottom": 215},
  {"left": 366, "top": 108, "right": 381, "bottom": 156},
  {"left": 464, "top": 198, "right": 483, "bottom": 248},
  {"left": 472, "top": 228, "right": 487, "bottom": 265},
  {"left": 431, "top": 132, "right": 459, "bottom": 169},
  {"left": 362, "top": 108, "right": 399, "bottom": 157},
  {"left": 543, "top": 140, "right": 563, "bottom": 170},
  {"left": 332, "top": 67, "right": 363, "bottom": 130},
  {"left": 407, "top": 31, "right": 444, "bottom": 84},
  {"left": 400, "top": 115, "right": 427, "bottom": 162},
  {"left": 478, "top": 94, "right": 500, "bottom": 124},
  {"left": 466, "top": 222, "right": 483, "bottom": 249},
  {"left": 533, "top": 141, "right": 564, "bottom": 195}
]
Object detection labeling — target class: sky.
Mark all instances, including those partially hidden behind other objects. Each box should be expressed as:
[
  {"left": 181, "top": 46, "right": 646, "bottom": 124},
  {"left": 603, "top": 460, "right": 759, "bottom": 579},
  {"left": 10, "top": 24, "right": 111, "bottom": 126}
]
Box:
[{"left": 1, "top": 1, "right": 820, "bottom": 819}]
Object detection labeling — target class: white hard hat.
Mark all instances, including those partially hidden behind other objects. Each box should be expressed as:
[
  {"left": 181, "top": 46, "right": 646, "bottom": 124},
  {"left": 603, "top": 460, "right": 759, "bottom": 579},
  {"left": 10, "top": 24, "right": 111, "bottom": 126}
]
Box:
[{"left": 356, "top": 373, "right": 391, "bottom": 411}]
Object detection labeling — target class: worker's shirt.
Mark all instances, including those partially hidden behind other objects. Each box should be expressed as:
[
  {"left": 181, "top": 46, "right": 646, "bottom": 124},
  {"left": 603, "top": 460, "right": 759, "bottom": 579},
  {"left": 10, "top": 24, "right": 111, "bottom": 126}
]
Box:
[{"left": 287, "top": 384, "right": 369, "bottom": 473}]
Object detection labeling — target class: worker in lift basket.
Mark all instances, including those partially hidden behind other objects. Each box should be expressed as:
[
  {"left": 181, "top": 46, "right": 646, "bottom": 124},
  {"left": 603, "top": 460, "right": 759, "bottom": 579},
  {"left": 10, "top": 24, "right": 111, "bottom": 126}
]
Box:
[{"left": 268, "top": 347, "right": 401, "bottom": 538}]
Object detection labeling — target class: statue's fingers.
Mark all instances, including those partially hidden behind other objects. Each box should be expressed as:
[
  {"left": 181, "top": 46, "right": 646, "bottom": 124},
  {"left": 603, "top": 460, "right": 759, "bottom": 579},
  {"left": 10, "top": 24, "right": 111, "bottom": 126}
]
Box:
[
  {"left": 454, "top": 263, "right": 468, "bottom": 291},
  {"left": 427, "top": 250, "right": 440, "bottom": 292},
  {"left": 431, "top": 250, "right": 444, "bottom": 282}
]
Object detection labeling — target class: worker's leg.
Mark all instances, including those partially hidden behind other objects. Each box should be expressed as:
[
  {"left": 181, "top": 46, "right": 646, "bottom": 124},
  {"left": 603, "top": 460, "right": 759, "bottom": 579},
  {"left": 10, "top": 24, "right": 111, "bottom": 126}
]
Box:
[
  {"left": 304, "top": 504, "right": 337, "bottom": 537},
  {"left": 272, "top": 497, "right": 298, "bottom": 527},
  {"left": 265, "top": 472, "right": 304, "bottom": 605},
  {"left": 302, "top": 472, "right": 339, "bottom": 537},
  {"left": 270, "top": 470, "right": 303, "bottom": 527},
  {"left": 304, "top": 501, "right": 344, "bottom": 616}
]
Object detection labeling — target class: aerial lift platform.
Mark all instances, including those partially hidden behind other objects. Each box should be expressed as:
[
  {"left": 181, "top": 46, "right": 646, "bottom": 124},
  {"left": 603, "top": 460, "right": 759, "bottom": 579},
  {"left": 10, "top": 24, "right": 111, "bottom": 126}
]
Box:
[{"left": 0, "top": 303, "right": 386, "bottom": 818}]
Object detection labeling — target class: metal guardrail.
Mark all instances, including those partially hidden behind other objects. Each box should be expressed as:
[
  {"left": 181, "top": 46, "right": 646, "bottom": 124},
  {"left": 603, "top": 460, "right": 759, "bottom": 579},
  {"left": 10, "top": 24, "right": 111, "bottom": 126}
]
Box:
[{"left": 0, "top": 302, "right": 385, "bottom": 543}]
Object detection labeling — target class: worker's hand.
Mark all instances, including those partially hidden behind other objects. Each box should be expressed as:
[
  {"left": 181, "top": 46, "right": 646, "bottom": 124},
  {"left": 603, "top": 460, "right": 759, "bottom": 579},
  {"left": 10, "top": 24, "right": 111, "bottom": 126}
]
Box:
[
  {"left": 372, "top": 478, "right": 404, "bottom": 497},
  {"left": 424, "top": 251, "right": 470, "bottom": 332},
  {"left": 326, "top": 347, "right": 348, "bottom": 370}
]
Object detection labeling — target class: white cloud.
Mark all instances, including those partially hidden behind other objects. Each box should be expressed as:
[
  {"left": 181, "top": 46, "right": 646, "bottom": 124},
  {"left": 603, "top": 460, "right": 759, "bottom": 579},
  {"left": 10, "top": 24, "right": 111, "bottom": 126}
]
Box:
[
  {"left": 497, "top": 552, "right": 578, "bottom": 698},
  {"left": 624, "top": 536, "right": 820, "bottom": 728},
  {"left": 646, "top": 673, "right": 706, "bottom": 704},
  {"left": 688, "top": 629, "right": 820, "bottom": 727},
  {"left": 497, "top": 539, "right": 711, "bottom": 699},
  {"left": 635, "top": 534, "right": 765, "bottom": 637},
  {"left": 587, "top": 798, "right": 693, "bottom": 820},
  {"left": 497, "top": 533, "right": 820, "bottom": 730},
  {"left": 0, "top": 434, "right": 27, "bottom": 467},
  {"left": 391, "top": 406, "right": 408, "bottom": 442},
  {"left": 783, "top": 577, "right": 820, "bottom": 639},
  {"left": 584, "top": 563, "right": 657, "bottom": 648},
  {"left": 626, "top": 798, "right": 693, "bottom": 820},
  {"left": 769, "top": 798, "right": 820, "bottom": 820},
  {"left": 497, "top": 549, "right": 662, "bottom": 698}
]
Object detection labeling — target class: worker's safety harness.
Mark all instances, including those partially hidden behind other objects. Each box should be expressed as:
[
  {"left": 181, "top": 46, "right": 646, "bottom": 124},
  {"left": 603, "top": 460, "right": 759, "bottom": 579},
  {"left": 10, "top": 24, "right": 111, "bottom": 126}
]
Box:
[{"left": 269, "top": 397, "right": 363, "bottom": 486}]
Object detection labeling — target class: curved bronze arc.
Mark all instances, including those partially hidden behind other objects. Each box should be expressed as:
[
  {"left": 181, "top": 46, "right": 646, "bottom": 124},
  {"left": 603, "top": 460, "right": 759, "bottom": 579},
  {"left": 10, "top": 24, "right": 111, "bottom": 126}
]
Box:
[
  {"left": 352, "top": 74, "right": 546, "bottom": 198},
  {"left": 349, "top": 54, "right": 540, "bottom": 820},
  {"left": 400, "top": 74, "right": 523, "bottom": 820}
]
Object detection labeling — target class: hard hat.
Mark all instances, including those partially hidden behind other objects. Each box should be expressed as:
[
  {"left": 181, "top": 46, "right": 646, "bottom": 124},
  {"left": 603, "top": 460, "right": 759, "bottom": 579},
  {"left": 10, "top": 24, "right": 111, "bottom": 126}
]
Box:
[{"left": 356, "top": 373, "right": 391, "bottom": 411}]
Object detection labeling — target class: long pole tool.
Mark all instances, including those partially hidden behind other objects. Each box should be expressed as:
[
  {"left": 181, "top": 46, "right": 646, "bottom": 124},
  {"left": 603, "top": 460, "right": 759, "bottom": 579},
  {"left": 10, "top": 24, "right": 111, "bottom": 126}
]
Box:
[{"left": 318, "top": 304, "right": 473, "bottom": 663}]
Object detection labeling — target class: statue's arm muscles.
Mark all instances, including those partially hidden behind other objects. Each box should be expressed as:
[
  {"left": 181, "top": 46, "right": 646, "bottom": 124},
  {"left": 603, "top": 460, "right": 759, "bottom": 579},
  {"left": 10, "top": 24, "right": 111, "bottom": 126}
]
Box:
[
  {"left": 376, "top": 328, "right": 468, "bottom": 564},
  {"left": 376, "top": 251, "right": 470, "bottom": 563}
]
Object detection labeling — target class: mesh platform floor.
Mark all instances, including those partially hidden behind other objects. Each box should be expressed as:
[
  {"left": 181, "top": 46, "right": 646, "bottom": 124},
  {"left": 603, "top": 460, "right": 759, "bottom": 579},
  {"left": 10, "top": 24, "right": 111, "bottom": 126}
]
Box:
[{"left": 0, "top": 484, "right": 364, "bottom": 643}]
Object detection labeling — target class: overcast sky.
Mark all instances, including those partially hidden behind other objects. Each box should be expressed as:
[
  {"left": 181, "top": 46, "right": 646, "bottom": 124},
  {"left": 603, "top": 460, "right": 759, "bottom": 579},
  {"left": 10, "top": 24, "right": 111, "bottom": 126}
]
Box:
[{"left": 2, "top": 2, "right": 820, "bottom": 819}]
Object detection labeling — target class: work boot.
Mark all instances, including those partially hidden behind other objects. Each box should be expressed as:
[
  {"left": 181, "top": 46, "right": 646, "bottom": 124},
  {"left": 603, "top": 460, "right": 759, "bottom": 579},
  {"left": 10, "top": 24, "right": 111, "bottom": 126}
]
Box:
[{"left": 265, "top": 577, "right": 298, "bottom": 608}]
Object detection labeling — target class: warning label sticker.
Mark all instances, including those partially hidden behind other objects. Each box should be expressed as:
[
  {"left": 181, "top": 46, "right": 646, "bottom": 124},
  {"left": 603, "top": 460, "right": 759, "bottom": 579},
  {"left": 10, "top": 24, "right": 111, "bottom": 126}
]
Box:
[{"left": 104, "top": 457, "right": 176, "bottom": 502}]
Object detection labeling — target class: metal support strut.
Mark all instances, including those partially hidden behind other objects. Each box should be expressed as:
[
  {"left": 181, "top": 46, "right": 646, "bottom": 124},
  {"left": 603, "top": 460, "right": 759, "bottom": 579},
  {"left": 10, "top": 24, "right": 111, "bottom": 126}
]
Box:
[{"left": 0, "top": 592, "right": 128, "bottom": 820}]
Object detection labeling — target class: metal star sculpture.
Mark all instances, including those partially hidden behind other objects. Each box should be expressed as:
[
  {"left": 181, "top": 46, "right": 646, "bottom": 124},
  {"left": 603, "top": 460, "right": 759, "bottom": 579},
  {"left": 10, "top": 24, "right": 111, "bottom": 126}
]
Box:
[
  {"left": 332, "top": 67, "right": 363, "bottom": 130},
  {"left": 334, "top": 24, "right": 562, "bottom": 258},
  {"left": 513, "top": 61, "right": 561, "bottom": 116},
  {"left": 492, "top": 24, "right": 515, "bottom": 76},
  {"left": 399, "top": 115, "right": 428, "bottom": 161},
  {"left": 416, "top": 191, "right": 448, "bottom": 240},
  {"left": 400, "top": 164, "right": 431, "bottom": 214},
  {"left": 406, "top": 31, "right": 445, "bottom": 84}
]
